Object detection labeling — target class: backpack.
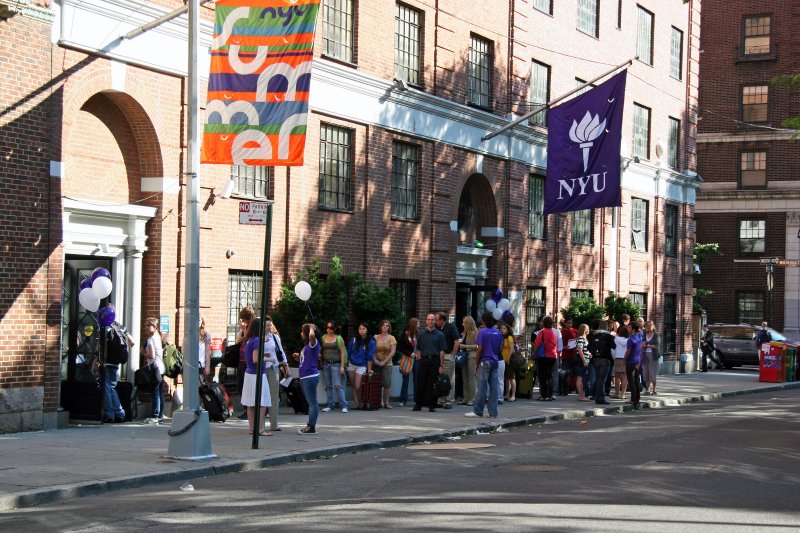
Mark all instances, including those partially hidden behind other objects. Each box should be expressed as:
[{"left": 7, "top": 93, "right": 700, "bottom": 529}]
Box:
[
  {"left": 433, "top": 373, "right": 451, "bottom": 397},
  {"left": 105, "top": 323, "right": 130, "bottom": 365},
  {"left": 163, "top": 342, "right": 184, "bottom": 379}
]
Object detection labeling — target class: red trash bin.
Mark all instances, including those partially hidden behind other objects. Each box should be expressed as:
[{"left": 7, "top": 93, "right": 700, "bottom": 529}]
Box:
[{"left": 759, "top": 342, "right": 784, "bottom": 383}]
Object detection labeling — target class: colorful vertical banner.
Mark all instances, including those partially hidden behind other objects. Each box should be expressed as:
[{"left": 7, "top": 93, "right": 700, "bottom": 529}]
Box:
[
  {"left": 202, "top": 0, "right": 320, "bottom": 166},
  {"left": 544, "top": 70, "right": 628, "bottom": 214}
]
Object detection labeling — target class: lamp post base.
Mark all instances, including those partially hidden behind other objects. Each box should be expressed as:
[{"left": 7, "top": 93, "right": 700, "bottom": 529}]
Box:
[{"left": 167, "top": 409, "right": 216, "bottom": 460}]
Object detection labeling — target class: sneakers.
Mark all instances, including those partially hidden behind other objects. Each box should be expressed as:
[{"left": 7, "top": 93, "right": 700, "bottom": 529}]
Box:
[
  {"left": 298, "top": 426, "right": 316, "bottom": 434},
  {"left": 141, "top": 417, "right": 160, "bottom": 425},
  {"left": 397, "top": 402, "right": 406, "bottom": 407},
  {"left": 464, "top": 412, "right": 481, "bottom": 418},
  {"left": 443, "top": 403, "right": 453, "bottom": 409},
  {"left": 383, "top": 404, "right": 393, "bottom": 409},
  {"left": 342, "top": 407, "right": 349, "bottom": 413},
  {"left": 322, "top": 407, "right": 333, "bottom": 412}
]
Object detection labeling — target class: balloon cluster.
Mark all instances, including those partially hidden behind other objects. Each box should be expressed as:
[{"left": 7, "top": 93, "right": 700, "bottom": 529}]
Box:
[
  {"left": 78, "top": 268, "right": 112, "bottom": 313},
  {"left": 485, "top": 289, "right": 513, "bottom": 322}
]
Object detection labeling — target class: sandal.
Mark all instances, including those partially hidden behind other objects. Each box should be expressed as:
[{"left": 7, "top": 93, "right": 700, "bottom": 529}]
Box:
[{"left": 258, "top": 431, "right": 272, "bottom": 437}]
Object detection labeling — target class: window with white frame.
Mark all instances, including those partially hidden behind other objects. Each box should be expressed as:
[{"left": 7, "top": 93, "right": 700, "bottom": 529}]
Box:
[
  {"left": 395, "top": 3, "right": 422, "bottom": 86},
  {"left": 737, "top": 292, "right": 764, "bottom": 324},
  {"left": 670, "top": 27, "right": 683, "bottom": 80},
  {"left": 577, "top": 0, "right": 599, "bottom": 38},
  {"left": 391, "top": 141, "right": 419, "bottom": 220},
  {"left": 533, "top": 0, "right": 552, "bottom": 15},
  {"left": 530, "top": 60, "right": 550, "bottom": 126},
  {"left": 739, "top": 219, "right": 765, "bottom": 254},
  {"left": 629, "top": 292, "right": 648, "bottom": 321},
  {"left": 571, "top": 209, "right": 593, "bottom": 245},
  {"left": 631, "top": 197, "right": 648, "bottom": 252},
  {"left": 468, "top": 34, "right": 492, "bottom": 108},
  {"left": 322, "top": 0, "right": 354, "bottom": 62},
  {"left": 230, "top": 165, "right": 270, "bottom": 199},
  {"left": 632, "top": 103, "right": 651, "bottom": 159},
  {"left": 636, "top": 5, "right": 654, "bottom": 65},
  {"left": 227, "top": 270, "right": 263, "bottom": 342}
]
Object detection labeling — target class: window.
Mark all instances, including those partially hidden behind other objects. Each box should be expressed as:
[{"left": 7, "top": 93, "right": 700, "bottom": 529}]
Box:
[
  {"left": 665, "top": 204, "right": 678, "bottom": 257},
  {"left": 631, "top": 197, "right": 648, "bottom": 252},
  {"left": 525, "top": 287, "right": 546, "bottom": 347},
  {"left": 742, "top": 85, "right": 768, "bottom": 123},
  {"left": 528, "top": 174, "right": 546, "bottom": 239},
  {"left": 571, "top": 209, "right": 593, "bottom": 245},
  {"left": 737, "top": 292, "right": 764, "bottom": 324},
  {"left": 636, "top": 6, "right": 654, "bottom": 65},
  {"left": 670, "top": 27, "right": 683, "bottom": 79},
  {"left": 740, "top": 151, "right": 767, "bottom": 188},
  {"left": 390, "top": 279, "right": 418, "bottom": 322},
  {"left": 577, "top": 0, "right": 599, "bottom": 37},
  {"left": 322, "top": 0, "right": 354, "bottom": 62},
  {"left": 530, "top": 61, "right": 551, "bottom": 126},
  {"left": 391, "top": 141, "right": 419, "bottom": 220},
  {"left": 395, "top": 4, "right": 422, "bottom": 86},
  {"left": 739, "top": 219, "right": 765, "bottom": 254},
  {"left": 571, "top": 289, "right": 593, "bottom": 300},
  {"left": 227, "top": 270, "right": 263, "bottom": 342},
  {"left": 319, "top": 124, "right": 353, "bottom": 211},
  {"left": 743, "top": 15, "right": 771, "bottom": 55},
  {"left": 468, "top": 35, "right": 492, "bottom": 108},
  {"left": 632, "top": 103, "right": 651, "bottom": 159},
  {"left": 533, "top": 0, "right": 552, "bottom": 15},
  {"left": 230, "top": 165, "right": 270, "bottom": 199},
  {"left": 629, "top": 292, "right": 648, "bottom": 321},
  {"left": 668, "top": 117, "right": 680, "bottom": 169},
  {"left": 663, "top": 293, "right": 677, "bottom": 355}
]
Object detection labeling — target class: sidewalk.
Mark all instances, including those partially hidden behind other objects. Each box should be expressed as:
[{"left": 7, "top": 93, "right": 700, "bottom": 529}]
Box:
[{"left": 1, "top": 370, "right": 797, "bottom": 511}]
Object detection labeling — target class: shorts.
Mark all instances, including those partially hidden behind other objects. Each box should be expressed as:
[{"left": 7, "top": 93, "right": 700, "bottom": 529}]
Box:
[
  {"left": 504, "top": 362, "right": 521, "bottom": 381},
  {"left": 572, "top": 363, "right": 587, "bottom": 378},
  {"left": 613, "top": 358, "right": 626, "bottom": 373},
  {"left": 347, "top": 364, "right": 367, "bottom": 375},
  {"left": 375, "top": 364, "right": 392, "bottom": 387}
]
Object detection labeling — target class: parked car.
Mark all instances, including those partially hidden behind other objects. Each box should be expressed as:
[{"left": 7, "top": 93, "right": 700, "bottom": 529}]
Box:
[{"left": 707, "top": 324, "right": 798, "bottom": 368}]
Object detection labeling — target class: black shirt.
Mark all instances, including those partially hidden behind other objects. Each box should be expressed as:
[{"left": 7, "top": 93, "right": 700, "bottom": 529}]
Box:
[{"left": 438, "top": 322, "right": 459, "bottom": 354}]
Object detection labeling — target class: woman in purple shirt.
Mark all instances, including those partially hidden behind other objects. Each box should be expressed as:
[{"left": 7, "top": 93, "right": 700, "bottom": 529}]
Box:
[
  {"left": 623, "top": 321, "right": 643, "bottom": 406},
  {"left": 297, "top": 323, "right": 321, "bottom": 434},
  {"left": 242, "top": 318, "right": 272, "bottom": 436}
]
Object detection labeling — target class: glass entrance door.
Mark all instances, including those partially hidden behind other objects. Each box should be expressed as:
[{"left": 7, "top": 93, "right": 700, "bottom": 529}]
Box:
[{"left": 60, "top": 257, "right": 112, "bottom": 421}]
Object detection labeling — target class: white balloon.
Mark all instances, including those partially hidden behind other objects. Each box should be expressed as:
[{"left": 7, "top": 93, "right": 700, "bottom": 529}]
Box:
[
  {"left": 294, "top": 280, "right": 312, "bottom": 302},
  {"left": 498, "top": 298, "right": 510, "bottom": 311},
  {"left": 485, "top": 299, "right": 497, "bottom": 312},
  {"left": 92, "top": 276, "right": 113, "bottom": 299},
  {"left": 79, "top": 288, "right": 100, "bottom": 312},
  {"left": 492, "top": 308, "right": 503, "bottom": 321}
]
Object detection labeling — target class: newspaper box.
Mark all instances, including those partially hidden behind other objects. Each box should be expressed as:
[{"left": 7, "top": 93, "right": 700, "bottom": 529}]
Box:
[
  {"left": 759, "top": 341, "right": 784, "bottom": 383},
  {"left": 785, "top": 345, "right": 797, "bottom": 382}
]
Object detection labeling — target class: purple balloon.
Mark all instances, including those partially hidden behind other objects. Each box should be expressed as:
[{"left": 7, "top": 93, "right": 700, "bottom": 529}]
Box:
[
  {"left": 502, "top": 310, "right": 514, "bottom": 319},
  {"left": 91, "top": 267, "right": 111, "bottom": 282},
  {"left": 493, "top": 289, "right": 503, "bottom": 303},
  {"left": 79, "top": 278, "right": 93, "bottom": 291},
  {"left": 97, "top": 305, "right": 116, "bottom": 328}
]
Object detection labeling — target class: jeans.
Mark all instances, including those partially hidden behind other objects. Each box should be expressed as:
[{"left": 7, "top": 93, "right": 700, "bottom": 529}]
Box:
[
  {"left": 626, "top": 363, "right": 641, "bottom": 405},
  {"left": 322, "top": 361, "right": 347, "bottom": 409},
  {"left": 103, "top": 364, "right": 125, "bottom": 419},
  {"left": 300, "top": 374, "right": 321, "bottom": 429},
  {"left": 473, "top": 361, "right": 498, "bottom": 417},
  {"left": 584, "top": 363, "right": 596, "bottom": 398},
  {"left": 151, "top": 379, "right": 164, "bottom": 418},
  {"left": 497, "top": 360, "right": 506, "bottom": 401},
  {"left": 399, "top": 358, "right": 418, "bottom": 403},
  {"left": 593, "top": 359, "right": 611, "bottom": 403},
  {"left": 537, "top": 357, "right": 555, "bottom": 399}
]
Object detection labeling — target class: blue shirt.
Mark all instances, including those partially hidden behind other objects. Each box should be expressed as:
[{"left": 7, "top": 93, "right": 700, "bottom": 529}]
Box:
[
  {"left": 347, "top": 336, "right": 375, "bottom": 367},
  {"left": 416, "top": 327, "right": 447, "bottom": 357},
  {"left": 476, "top": 326, "right": 503, "bottom": 363},
  {"left": 627, "top": 332, "right": 643, "bottom": 364}
]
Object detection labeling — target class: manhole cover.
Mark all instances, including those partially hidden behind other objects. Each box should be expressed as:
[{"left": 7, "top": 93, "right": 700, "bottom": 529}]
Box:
[
  {"left": 504, "top": 464, "right": 567, "bottom": 472},
  {"left": 411, "top": 443, "right": 496, "bottom": 450}
]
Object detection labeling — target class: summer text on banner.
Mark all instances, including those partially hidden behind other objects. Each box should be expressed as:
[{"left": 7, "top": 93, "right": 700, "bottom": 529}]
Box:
[
  {"left": 202, "top": 0, "right": 321, "bottom": 166},
  {"left": 544, "top": 70, "right": 628, "bottom": 214}
]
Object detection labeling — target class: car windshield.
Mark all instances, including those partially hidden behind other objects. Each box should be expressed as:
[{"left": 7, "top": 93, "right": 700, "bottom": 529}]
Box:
[{"left": 770, "top": 329, "right": 787, "bottom": 342}]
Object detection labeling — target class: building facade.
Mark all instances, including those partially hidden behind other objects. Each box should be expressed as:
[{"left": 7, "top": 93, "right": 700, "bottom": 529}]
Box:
[
  {"left": 0, "top": 0, "right": 700, "bottom": 433},
  {"left": 695, "top": 0, "right": 800, "bottom": 338}
]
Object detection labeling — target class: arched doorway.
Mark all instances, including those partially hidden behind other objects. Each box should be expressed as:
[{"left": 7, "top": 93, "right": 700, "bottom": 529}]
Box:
[
  {"left": 60, "top": 90, "right": 161, "bottom": 421},
  {"left": 455, "top": 173, "right": 498, "bottom": 326}
]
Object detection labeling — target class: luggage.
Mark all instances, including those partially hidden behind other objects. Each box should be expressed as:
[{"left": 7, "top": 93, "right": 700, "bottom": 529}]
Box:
[
  {"left": 115, "top": 379, "right": 136, "bottom": 421},
  {"left": 433, "top": 373, "right": 451, "bottom": 398},
  {"left": 516, "top": 360, "right": 537, "bottom": 399},
  {"left": 200, "top": 381, "right": 232, "bottom": 422},
  {"left": 283, "top": 377, "right": 309, "bottom": 414},
  {"left": 558, "top": 369, "right": 570, "bottom": 396},
  {"left": 361, "top": 372, "right": 382, "bottom": 410}
]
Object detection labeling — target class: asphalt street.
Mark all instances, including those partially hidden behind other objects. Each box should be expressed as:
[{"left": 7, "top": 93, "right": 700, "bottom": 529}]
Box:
[{"left": 4, "top": 388, "right": 799, "bottom": 532}]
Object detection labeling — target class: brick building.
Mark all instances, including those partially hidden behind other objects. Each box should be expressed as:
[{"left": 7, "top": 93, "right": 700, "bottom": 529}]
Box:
[
  {"left": 695, "top": 0, "right": 800, "bottom": 338},
  {"left": 0, "top": 0, "right": 700, "bottom": 433}
]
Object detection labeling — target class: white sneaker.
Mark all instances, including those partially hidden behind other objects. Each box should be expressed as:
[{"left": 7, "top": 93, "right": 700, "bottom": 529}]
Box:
[
  {"left": 342, "top": 407, "right": 349, "bottom": 413},
  {"left": 322, "top": 407, "right": 332, "bottom": 412},
  {"left": 464, "top": 412, "right": 481, "bottom": 418}
]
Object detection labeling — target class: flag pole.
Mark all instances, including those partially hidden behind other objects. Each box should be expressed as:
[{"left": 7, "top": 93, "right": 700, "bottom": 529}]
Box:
[
  {"left": 482, "top": 56, "right": 637, "bottom": 142},
  {"left": 169, "top": 0, "right": 214, "bottom": 460}
]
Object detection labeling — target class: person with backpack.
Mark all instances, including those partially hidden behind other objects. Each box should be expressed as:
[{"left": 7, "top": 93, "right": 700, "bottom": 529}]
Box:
[
  {"left": 142, "top": 317, "right": 165, "bottom": 424},
  {"left": 96, "top": 310, "right": 134, "bottom": 423},
  {"left": 755, "top": 322, "right": 772, "bottom": 349},
  {"left": 320, "top": 320, "right": 348, "bottom": 413}
]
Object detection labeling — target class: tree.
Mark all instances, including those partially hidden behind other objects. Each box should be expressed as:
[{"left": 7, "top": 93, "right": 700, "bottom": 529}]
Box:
[
  {"left": 560, "top": 296, "right": 606, "bottom": 329},
  {"left": 351, "top": 283, "right": 404, "bottom": 340},
  {"left": 692, "top": 242, "right": 722, "bottom": 314},
  {"left": 771, "top": 74, "right": 800, "bottom": 132},
  {"left": 604, "top": 292, "right": 640, "bottom": 323}
]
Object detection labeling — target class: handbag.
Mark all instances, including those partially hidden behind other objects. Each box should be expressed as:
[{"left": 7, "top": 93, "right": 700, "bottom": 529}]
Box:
[
  {"left": 134, "top": 362, "right": 161, "bottom": 390},
  {"left": 455, "top": 349, "right": 467, "bottom": 368},
  {"left": 509, "top": 350, "right": 526, "bottom": 369},
  {"left": 534, "top": 332, "right": 545, "bottom": 360},
  {"left": 398, "top": 354, "right": 414, "bottom": 376}
]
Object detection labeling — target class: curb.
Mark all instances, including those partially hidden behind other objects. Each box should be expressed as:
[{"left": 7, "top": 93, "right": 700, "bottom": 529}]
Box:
[{"left": 3, "top": 380, "right": 799, "bottom": 511}]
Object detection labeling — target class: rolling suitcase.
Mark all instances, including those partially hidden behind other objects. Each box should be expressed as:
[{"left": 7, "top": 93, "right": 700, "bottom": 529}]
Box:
[
  {"left": 283, "top": 378, "right": 309, "bottom": 414},
  {"left": 558, "top": 369, "right": 570, "bottom": 396},
  {"left": 516, "top": 360, "right": 537, "bottom": 399},
  {"left": 115, "top": 379, "right": 136, "bottom": 421},
  {"left": 200, "top": 381, "right": 232, "bottom": 422},
  {"left": 361, "top": 372, "right": 382, "bottom": 410}
]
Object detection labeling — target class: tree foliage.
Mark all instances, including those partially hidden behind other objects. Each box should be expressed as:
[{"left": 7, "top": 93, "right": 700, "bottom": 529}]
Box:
[
  {"left": 351, "top": 283, "right": 405, "bottom": 340},
  {"left": 603, "top": 292, "right": 641, "bottom": 323},
  {"left": 692, "top": 242, "right": 722, "bottom": 266},
  {"left": 560, "top": 296, "right": 606, "bottom": 329}
]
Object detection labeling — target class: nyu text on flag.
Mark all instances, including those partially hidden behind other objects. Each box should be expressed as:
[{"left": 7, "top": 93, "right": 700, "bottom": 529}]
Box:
[
  {"left": 202, "top": 0, "right": 320, "bottom": 166},
  {"left": 544, "top": 70, "right": 627, "bottom": 214}
]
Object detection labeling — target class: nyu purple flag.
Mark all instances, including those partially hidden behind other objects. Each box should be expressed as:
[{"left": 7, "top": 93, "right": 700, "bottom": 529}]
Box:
[{"left": 544, "top": 70, "right": 627, "bottom": 214}]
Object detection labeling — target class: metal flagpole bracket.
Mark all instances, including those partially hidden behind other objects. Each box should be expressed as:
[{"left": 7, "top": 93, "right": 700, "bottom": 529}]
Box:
[{"left": 482, "top": 56, "right": 637, "bottom": 142}]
